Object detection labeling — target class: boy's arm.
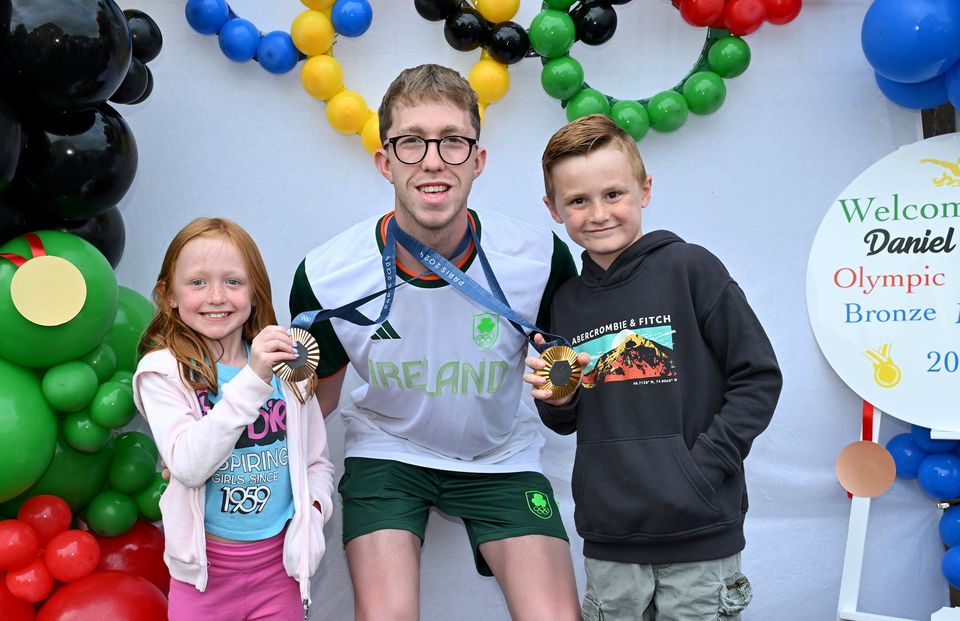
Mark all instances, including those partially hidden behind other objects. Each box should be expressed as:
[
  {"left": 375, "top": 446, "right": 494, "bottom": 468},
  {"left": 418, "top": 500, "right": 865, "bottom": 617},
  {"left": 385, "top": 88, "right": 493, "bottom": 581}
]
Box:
[{"left": 690, "top": 282, "right": 783, "bottom": 491}]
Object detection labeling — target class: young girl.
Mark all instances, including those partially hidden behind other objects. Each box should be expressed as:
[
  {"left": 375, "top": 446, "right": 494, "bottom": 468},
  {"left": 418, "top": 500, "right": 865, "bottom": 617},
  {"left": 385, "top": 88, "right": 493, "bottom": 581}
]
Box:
[{"left": 133, "top": 217, "right": 335, "bottom": 620}]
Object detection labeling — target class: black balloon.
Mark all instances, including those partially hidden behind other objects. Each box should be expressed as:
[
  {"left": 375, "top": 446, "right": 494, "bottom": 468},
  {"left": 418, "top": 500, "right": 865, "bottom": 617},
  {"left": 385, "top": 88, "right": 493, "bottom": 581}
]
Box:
[
  {"left": 573, "top": 2, "right": 618, "bottom": 46},
  {"left": 132, "top": 67, "right": 154, "bottom": 105},
  {"left": 444, "top": 8, "right": 487, "bottom": 52},
  {"left": 0, "top": 191, "right": 32, "bottom": 245},
  {"left": 414, "top": 0, "right": 460, "bottom": 22},
  {"left": 123, "top": 9, "right": 162, "bottom": 64},
  {"left": 608, "top": 0, "right": 632, "bottom": 4},
  {"left": 55, "top": 205, "right": 125, "bottom": 267},
  {"left": 21, "top": 104, "right": 138, "bottom": 220},
  {"left": 109, "top": 58, "right": 149, "bottom": 105},
  {"left": 486, "top": 21, "right": 530, "bottom": 65},
  {"left": 0, "top": 96, "right": 21, "bottom": 193},
  {"left": 0, "top": 0, "right": 132, "bottom": 112}
]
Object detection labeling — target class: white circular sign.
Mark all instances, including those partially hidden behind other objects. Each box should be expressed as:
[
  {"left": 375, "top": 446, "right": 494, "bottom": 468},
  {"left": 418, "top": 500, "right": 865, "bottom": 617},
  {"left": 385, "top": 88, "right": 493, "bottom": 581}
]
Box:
[{"left": 807, "top": 134, "right": 960, "bottom": 431}]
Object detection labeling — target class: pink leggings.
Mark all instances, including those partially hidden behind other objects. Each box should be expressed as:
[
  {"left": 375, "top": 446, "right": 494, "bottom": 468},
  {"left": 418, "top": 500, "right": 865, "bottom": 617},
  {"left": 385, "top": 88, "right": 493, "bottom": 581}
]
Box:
[{"left": 167, "top": 530, "right": 303, "bottom": 621}]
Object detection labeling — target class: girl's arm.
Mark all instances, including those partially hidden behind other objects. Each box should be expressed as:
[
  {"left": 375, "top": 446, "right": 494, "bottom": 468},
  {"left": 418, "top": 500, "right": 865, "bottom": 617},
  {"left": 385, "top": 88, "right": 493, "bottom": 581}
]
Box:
[
  {"left": 302, "top": 393, "right": 336, "bottom": 520},
  {"left": 135, "top": 366, "right": 274, "bottom": 488}
]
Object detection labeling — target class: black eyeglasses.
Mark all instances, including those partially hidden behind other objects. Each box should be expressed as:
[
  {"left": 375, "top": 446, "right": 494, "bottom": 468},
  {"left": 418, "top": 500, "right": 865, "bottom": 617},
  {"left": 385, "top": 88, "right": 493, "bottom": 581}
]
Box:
[{"left": 383, "top": 135, "right": 478, "bottom": 165}]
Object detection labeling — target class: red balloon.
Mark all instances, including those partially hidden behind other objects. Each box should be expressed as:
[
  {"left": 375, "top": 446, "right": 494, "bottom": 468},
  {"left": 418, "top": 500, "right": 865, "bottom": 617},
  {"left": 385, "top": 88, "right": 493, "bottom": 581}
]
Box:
[
  {"left": 679, "top": 0, "right": 724, "bottom": 27},
  {"left": 0, "top": 579, "right": 36, "bottom": 620},
  {"left": 723, "top": 0, "right": 766, "bottom": 35},
  {"left": 762, "top": 0, "right": 800, "bottom": 24},
  {"left": 5, "top": 559, "right": 53, "bottom": 603},
  {"left": 17, "top": 496, "right": 72, "bottom": 547},
  {"left": 36, "top": 571, "right": 166, "bottom": 621},
  {"left": 94, "top": 520, "right": 168, "bottom": 595},
  {"left": 43, "top": 530, "right": 100, "bottom": 583},
  {"left": 0, "top": 520, "right": 40, "bottom": 571}
]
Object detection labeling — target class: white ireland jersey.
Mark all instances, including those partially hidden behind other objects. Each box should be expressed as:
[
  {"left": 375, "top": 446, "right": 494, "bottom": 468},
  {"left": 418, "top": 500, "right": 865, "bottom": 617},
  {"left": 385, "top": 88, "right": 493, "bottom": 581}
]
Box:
[{"left": 291, "top": 210, "right": 575, "bottom": 473}]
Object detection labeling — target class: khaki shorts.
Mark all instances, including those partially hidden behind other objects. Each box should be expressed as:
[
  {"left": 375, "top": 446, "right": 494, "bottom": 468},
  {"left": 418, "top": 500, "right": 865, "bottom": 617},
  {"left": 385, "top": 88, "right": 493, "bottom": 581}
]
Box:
[
  {"left": 582, "top": 553, "right": 752, "bottom": 621},
  {"left": 338, "top": 457, "right": 569, "bottom": 576}
]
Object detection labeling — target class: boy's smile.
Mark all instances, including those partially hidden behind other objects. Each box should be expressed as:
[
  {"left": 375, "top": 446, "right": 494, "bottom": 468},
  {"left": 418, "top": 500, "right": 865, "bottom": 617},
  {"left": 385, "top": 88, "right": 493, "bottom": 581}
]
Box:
[{"left": 544, "top": 143, "right": 652, "bottom": 270}]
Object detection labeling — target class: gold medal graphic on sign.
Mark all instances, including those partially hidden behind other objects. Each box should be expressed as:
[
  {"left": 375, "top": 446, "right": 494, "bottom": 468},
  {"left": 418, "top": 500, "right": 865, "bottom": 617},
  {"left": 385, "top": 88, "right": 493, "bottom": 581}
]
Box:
[
  {"left": 536, "top": 345, "right": 582, "bottom": 400},
  {"left": 273, "top": 327, "right": 320, "bottom": 382},
  {"left": 863, "top": 343, "right": 901, "bottom": 388}
]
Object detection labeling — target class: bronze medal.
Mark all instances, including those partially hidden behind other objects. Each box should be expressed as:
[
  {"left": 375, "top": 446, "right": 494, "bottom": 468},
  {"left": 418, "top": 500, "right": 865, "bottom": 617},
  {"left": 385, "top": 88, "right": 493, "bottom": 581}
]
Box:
[
  {"left": 273, "top": 327, "right": 320, "bottom": 382},
  {"left": 536, "top": 345, "right": 582, "bottom": 400}
]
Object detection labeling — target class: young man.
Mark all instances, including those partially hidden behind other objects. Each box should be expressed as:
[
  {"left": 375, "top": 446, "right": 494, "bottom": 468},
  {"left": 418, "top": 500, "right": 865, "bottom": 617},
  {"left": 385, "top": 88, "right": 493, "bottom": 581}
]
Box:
[
  {"left": 290, "top": 64, "right": 581, "bottom": 621},
  {"left": 525, "top": 114, "right": 782, "bottom": 620}
]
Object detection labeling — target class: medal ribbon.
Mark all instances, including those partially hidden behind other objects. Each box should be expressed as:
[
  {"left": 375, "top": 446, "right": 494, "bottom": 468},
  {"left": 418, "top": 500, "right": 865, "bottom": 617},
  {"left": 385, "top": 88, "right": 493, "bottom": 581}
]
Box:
[
  {"left": 0, "top": 233, "right": 47, "bottom": 268},
  {"left": 289, "top": 216, "right": 473, "bottom": 331},
  {"left": 389, "top": 217, "right": 570, "bottom": 352}
]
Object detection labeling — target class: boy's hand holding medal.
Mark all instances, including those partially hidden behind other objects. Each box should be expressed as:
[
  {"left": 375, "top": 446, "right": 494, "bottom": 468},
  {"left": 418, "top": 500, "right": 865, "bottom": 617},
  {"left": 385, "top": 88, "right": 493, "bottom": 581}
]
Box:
[{"left": 524, "top": 333, "right": 590, "bottom": 406}]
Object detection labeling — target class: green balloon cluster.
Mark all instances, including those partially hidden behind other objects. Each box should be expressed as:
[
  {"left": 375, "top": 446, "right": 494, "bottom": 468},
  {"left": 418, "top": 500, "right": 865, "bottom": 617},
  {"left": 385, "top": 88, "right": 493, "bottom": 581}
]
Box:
[
  {"left": 0, "top": 230, "right": 161, "bottom": 535},
  {"left": 538, "top": 29, "right": 751, "bottom": 141}
]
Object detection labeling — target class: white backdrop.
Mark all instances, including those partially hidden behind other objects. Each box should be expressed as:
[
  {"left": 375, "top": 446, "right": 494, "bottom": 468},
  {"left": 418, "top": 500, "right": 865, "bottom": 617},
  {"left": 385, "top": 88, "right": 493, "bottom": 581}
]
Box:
[{"left": 112, "top": 1, "right": 948, "bottom": 619}]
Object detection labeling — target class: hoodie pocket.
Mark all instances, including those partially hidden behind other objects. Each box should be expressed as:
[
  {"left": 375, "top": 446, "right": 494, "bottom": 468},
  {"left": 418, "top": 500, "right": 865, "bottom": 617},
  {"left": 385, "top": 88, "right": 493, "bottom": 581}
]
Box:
[{"left": 573, "top": 435, "right": 721, "bottom": 540}]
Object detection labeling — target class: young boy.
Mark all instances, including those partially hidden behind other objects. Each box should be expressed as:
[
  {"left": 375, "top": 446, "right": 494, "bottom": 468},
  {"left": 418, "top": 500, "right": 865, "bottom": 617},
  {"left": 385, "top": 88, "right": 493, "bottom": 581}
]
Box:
[{"left": 524, "top": 114, "right": 783, "bottom": 621}]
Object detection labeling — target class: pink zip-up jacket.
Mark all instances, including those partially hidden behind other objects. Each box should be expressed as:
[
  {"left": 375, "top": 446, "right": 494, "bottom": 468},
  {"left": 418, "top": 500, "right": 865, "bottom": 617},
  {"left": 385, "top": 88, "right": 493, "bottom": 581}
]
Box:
[{"left": 133, "top": 349, "right": 335, "bottom": 608}]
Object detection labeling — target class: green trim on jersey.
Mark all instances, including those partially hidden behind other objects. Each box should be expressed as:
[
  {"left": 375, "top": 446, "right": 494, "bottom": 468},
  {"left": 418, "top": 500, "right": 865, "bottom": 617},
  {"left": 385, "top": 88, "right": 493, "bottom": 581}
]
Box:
[
  {"left": 537, "top": 234, "right": 577, "bottom": 332},
  {"left": 289, "top": 259, "right": 350, "bottom": 378}
]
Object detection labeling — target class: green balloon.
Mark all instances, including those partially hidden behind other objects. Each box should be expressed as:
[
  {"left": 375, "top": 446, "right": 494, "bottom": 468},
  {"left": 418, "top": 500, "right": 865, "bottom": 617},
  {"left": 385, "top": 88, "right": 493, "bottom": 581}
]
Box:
[
  {"left": 102, "top": 286, "right": 154, "bottom": 374},
  {"left": 682, "top": 71, "right": 727, "bottom": 115},
  {"left": 85, "top": 489, "right": 138, "bottom": 537},
  {"left": 89, "top": 381, "right": 136, "bottom": 429},
  {"left": 647, "top": 91, "right": 689, "bottom": 133},
  {"left": 565, "top": 88, "right": 610, "bottom": 121},
  {"left": 0, "top": 231, "right": 118, "bottom": 368},
  {"left": 544, "top": 0, "right": 577, "bottom": 9},
  {"left": 63, "top": 409, "right": 113, "bottom": 453},
  {"left": 134, "top": 473, "right": 167, "bottom": 522},
  {"left": 80, "top": 343, "right": 118, "bottom": 384},
  {"left": 0, "top": 432, "right": 114, "bottom": 514},
  {"left": 610, "top": 100, "right": 650, "bottom": 141},
  {"left": 541, "top": 56, "right": 585, "bottom": 101},
  {"left": 0, "top": 358, "right": 58, "bottom": 502},
  {"left": 708, "top": 36, "right": 751, "bottom": 79},
  {"left": 114, "top": 431, "right": 159, "bottom": 463},
  {"left": 108, "top": 446, "right": 156, "bottom": 495},
  {"left": 529, "top": 11, "right": 576, "bottom": 59},
  {"left": 110, "top": 370, "right": 134, "bottom": 386},
  {"left": 42, "top": 361, "right": 99, "bottom": 412}
]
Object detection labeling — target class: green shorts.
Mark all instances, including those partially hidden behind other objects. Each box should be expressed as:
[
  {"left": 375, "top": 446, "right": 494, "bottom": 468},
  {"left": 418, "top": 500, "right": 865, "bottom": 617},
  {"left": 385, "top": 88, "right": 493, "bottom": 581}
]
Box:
[{"left": 338, "top": 457, "right": 569, "bottom": 576}]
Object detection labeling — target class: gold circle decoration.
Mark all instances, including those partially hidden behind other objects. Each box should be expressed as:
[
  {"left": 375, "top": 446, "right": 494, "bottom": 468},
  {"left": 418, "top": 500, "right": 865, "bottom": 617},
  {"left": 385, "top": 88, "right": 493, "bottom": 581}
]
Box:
[
  {"left": 536, "top": 345, "right": 582, "bottom": 401},
  {"left": 10, "top": 255, "right": 87, "bottom": 327},
  {"left": 273, "top": 327, "right": 321, "bottom": 382}
]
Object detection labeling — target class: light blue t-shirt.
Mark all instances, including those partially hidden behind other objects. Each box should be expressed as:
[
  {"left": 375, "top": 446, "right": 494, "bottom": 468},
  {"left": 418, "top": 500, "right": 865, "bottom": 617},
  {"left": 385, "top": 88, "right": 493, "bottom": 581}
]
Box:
[{"left": 197, "top": 361, "right": 295, "bottom": 541}]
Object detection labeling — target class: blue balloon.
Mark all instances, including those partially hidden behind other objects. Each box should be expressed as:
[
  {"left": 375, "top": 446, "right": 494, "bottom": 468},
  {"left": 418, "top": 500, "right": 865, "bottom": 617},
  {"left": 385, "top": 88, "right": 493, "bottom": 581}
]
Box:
[
  {"left": 886, "top": 433, "right": 929, "bottom": 479},
  {"left": 218, "top": 19, "right": 260, "bottom": 62},
  {"left": 944, "top": 546, "right": 960, "bottom": 588},
  {"left": 941, "top": 506, "right": 960, "bottom": 548},
  {"left": 257, "top": 31, "right": 299, "bottom": 74},
  {"left": 861, "top": 0, "right": 960, "bottom": 83},
  {"left": 875, "top": 72, "right": 948, "bottom": 109},
  {"left": 918, "top": 453, "right": 960, "bottom": 500},
  {"left": 944, "top": 61, "right": 960, "bottom": 109},
  {"left": 185, "top": 0, "right": 230, "bottom": 35},
  {"left": 331, "top": 0, "right": 374, "bottom": 38},
  {"left": 911, "top": 424, "right": 959, "bottom": 453}
]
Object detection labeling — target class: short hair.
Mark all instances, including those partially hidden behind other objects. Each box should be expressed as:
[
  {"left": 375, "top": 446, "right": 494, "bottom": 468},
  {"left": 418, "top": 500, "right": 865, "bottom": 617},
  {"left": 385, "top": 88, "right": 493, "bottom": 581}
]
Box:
[
  {"left": 541, "top": 114, "right": 647, "bottom": 201},
  {"left": 378, "top": 64, "right": 481, "bottom": 140},
  {"left": 138, "top": 218, "right": 308, "bottom": 397}
]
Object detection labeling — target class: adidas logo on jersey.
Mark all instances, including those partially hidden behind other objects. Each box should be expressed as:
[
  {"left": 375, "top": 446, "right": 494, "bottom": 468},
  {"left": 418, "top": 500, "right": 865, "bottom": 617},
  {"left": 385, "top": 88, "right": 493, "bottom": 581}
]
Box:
[{"left": 371, "top": 321, "right": 401, "bottom": 340}]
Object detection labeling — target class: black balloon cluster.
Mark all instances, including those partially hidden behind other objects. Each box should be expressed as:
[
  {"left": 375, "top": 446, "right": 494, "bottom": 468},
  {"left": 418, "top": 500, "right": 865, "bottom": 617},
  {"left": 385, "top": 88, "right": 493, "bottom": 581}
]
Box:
[
  {"left": 414, "top": 0, "right": 630, "bottom": 64},
  {"left": 0, "top": 0, "right": 162, "bottom": 268}
]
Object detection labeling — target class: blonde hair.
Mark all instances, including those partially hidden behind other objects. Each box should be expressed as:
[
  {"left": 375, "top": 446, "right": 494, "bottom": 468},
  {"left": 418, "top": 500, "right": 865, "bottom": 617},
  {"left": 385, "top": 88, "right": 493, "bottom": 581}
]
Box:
[
  {"left": 541, "top": 114, "right": 647, "bottom": 201},
  {"left": 379, "top": 64, "right": 481, "bottom": 140},
  {"left": 138, "top": 217, "right": 314, "bottom": 401}
]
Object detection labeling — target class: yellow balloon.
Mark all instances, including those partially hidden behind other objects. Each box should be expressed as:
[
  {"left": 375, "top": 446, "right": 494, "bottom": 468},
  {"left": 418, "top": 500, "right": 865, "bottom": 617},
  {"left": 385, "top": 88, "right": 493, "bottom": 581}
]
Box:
[
  {"left": 326, "top": 90, "right": 370, "bottom": 134},
  {"left": 475, "top": 0, "right": 520, "bottom": 23},
  {"left": 302, "top": 55, "right": 344, "bottom": 101},
  {"left": 468, "top": 60, "right": 510, "bottom": 105},
  {"left": 291, "top": 10, "right": 334, "bottom": 56},
  {"left": 478, "top": 103, "right": 486, "bottom": 126},
  {"left": 301, "top": 0, "right": 335, "bottom": 10},
  {"left": 361, "top": 114, "right": 382, "bottom": 155}
]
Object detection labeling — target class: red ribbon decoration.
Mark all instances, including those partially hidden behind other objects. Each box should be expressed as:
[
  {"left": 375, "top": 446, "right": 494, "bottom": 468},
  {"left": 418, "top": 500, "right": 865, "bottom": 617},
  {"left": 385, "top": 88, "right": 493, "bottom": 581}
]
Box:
[{"left": 0, "top": 233, "right": 47, "bottom": 268}]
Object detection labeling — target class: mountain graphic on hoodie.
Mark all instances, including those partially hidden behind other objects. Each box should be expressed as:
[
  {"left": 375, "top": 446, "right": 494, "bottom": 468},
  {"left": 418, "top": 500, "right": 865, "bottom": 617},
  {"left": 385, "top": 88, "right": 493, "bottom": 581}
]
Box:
[{"left": 582, "top": 333, "right": 677, "bottom": 388}]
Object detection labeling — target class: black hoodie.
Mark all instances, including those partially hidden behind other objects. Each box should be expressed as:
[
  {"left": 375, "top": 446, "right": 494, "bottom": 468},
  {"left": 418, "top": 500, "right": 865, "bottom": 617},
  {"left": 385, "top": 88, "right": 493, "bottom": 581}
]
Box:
[{"left": 537, "top": 230, "right": 782, "bottom": 564}]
